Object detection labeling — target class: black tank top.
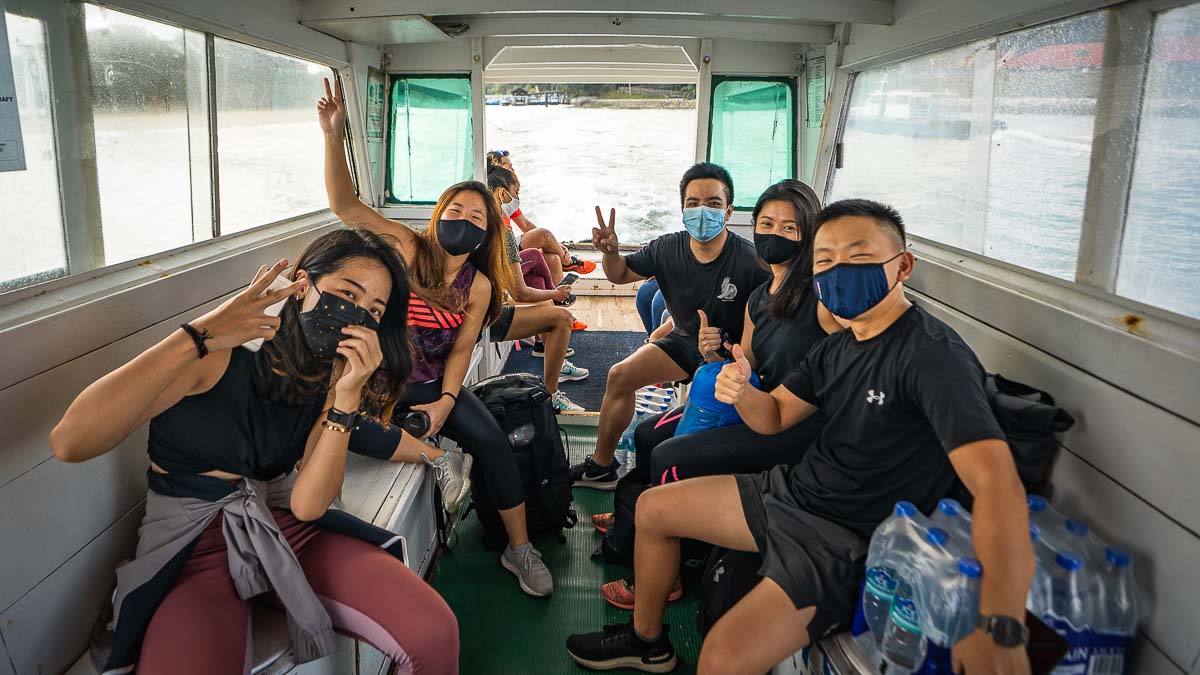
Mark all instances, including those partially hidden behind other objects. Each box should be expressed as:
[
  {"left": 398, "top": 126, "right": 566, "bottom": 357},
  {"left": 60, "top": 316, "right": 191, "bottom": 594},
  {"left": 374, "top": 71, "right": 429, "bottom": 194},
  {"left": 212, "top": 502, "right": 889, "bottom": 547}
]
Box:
[
  {"left": 747, "top": 281, "right": 830, "bottom": 391},
  {"left": 147, "top": 348, "right": 326, "bottom": 479}
]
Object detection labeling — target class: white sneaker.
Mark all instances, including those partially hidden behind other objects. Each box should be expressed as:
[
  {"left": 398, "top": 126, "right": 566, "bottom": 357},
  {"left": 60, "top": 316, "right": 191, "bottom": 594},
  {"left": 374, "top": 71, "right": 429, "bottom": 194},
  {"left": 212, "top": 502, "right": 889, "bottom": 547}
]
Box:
[
  {"left": 559, "top": 359, "right": 590, "bottom": 382},
  {"left": 551, "top": 390, "right": 585, "bottom": 413}
]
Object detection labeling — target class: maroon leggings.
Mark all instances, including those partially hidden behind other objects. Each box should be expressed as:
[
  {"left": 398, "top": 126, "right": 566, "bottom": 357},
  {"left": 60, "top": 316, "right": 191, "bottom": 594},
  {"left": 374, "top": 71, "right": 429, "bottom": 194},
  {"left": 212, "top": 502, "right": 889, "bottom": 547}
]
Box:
[
  {"left": 520, "top": 248, "right": 553, "bottom": 290},
  {"left": 138, "top": 508, "right": 459, "bottom": 674}
]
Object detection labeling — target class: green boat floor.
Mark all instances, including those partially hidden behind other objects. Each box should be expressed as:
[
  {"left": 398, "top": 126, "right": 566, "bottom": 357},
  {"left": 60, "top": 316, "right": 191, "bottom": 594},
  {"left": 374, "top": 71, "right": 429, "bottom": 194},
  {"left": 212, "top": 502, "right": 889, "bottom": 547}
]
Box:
[{"left": 431, "top": 425, "right": 703, "bottom": 674}]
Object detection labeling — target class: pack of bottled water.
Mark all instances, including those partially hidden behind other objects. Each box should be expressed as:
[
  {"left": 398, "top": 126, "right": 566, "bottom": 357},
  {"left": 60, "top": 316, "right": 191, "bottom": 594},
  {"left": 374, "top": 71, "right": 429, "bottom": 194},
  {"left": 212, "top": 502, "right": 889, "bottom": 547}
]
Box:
[
  {"left": 634, "top": 383, "right": 676, "bottom": 410},
  {"left": 859, "top": 497, "right": 1138, "bottom": 675},
  {"left": 613, "top": 392, "right": 672, "bottom": 474},
  {"left": 1025, "top": 495, "right": 1139, "bottom": 675}
]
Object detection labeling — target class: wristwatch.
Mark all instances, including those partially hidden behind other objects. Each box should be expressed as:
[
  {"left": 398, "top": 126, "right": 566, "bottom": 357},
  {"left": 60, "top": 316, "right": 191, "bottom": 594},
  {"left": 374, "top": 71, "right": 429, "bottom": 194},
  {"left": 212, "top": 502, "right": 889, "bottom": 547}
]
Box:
[
  {"left": 324, "top": 407, "right": 361, "bottom": 432},
  {"left": 977, "top": 614, "right": 1029, "bottom": 647}
]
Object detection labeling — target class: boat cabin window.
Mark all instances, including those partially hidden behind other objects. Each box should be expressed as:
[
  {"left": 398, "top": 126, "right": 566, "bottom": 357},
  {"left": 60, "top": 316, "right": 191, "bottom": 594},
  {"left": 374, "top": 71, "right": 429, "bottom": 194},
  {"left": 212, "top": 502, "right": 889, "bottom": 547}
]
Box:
[
  {"left": 708, "top": 77, "right": 797, "bottom": 210},
  {"left": 212, "top": 38, "right": 334, "bottom": 232},
  {"left": 1118, "top": 3, "right": 1200, "bottom": 319},
  {"left": 2, "top": 12, "right": 61, "bottom": 292},
  {"left": 385, "top": 75, "right": 473, "bottom": 204},
  {"left": 832, "top": 11, "right": 1108, "bottom": 281},
  {"left": 831, "top": 3, "right": 1200, "bottom": 322},
  {"left": 0, "top": 3, "right": 339, "bottom": 297}
]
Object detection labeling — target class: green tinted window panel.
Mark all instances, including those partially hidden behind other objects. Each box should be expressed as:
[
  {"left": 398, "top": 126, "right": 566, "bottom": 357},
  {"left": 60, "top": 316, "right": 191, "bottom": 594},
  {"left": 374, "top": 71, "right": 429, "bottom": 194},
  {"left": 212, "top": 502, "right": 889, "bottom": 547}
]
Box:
[
  {"left": 708, "top": 78, "right": 796, "bottom": 209},
  {"left": 386, "top": 76, "right": 473, "bottom": 203}
]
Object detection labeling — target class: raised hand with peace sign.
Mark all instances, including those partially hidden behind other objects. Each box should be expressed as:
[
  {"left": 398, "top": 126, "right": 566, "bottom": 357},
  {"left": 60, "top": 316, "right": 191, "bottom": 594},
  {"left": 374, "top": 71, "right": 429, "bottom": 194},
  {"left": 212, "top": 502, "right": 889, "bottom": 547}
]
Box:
[{"left": 592, "top": 206, "right": 620, "bottom": 254}]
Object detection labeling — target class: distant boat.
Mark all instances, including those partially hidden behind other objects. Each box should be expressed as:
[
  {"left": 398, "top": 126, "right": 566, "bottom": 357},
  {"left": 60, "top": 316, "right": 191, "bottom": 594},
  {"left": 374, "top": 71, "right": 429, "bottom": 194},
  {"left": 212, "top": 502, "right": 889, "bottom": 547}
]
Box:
[
  {"left": 500, "top": 95, "right": 513, "bottom": 106},
  {"left": 485, "top": 94, "right": 501, "bottom": 106}
]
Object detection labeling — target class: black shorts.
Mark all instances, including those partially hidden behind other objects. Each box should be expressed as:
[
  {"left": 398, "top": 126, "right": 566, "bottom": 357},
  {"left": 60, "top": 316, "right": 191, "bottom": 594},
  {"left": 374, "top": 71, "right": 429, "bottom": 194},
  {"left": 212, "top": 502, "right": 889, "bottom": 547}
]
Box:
[
  {"left": 736, "top": 466, "right": 868, "bottom": 643},
  {"left": 489, "top": 305, "right": 516, "bottom": 343},
  {"left": 651, "top": 331, "right": 704, "bottom": 380}
]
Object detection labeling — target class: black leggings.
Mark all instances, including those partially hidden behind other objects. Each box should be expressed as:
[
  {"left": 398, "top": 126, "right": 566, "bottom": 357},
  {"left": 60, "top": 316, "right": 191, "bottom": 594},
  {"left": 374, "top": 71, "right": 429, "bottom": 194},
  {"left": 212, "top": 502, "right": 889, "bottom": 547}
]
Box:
[
  {"left": 633, "top": 407, "right": 824, "bottom": 485},
  {"left": 351, "top": 380, "right": 524, "bottom": 511}
]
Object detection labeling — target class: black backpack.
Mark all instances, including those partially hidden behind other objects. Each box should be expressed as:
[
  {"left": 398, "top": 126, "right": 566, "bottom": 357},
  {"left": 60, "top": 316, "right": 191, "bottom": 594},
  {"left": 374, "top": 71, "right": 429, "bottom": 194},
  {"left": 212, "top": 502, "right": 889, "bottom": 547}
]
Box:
[
  {"left": 947, "top": 373, "right": 1076, "bottom": 507},
  {"left": 466, "top": 373, "right": 577, "bottom": 550}
]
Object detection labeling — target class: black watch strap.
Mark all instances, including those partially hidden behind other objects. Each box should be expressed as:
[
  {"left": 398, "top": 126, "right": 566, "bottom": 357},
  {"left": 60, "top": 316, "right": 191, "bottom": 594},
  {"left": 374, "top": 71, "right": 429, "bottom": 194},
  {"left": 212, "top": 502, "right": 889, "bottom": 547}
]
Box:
[
  {"left": 325, "top": 407, "right": 361, "bottom": 430},
  {"left": 977, "top": 614, "right": 1029, "bottom": 647}
]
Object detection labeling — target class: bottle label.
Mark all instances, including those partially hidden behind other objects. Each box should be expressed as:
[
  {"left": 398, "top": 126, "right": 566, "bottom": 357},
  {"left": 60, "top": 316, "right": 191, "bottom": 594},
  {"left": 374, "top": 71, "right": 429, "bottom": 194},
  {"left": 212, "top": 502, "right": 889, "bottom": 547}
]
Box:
[
  {"left": 889, "top": 596, "right": 921, "bottom": 633},
  {"left": 865, "top": 567, "right": 896, "bottom": 600},
  {"left": 1043, "top": 618, "right": 1131, "bottom": 675}
]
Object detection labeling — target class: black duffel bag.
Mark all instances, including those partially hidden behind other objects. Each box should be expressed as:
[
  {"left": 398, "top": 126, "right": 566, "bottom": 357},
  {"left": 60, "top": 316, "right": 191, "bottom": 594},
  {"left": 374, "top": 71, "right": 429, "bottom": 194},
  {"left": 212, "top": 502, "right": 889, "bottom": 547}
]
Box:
[{"left": 948, "top": 373, "right": 1075, "bottom": 507}]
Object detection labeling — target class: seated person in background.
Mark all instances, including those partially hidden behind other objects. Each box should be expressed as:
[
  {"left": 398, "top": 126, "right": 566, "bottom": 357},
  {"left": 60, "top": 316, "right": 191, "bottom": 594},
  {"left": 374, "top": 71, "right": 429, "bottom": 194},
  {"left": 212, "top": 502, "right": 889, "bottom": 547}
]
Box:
[
  {"left": 592, "top": 179, "right": 842, "bottom": 607},
  {"left": 570, "top": 163, "right": 770, "bottom": 490},
  {"left": 51, "top": 231, "right": 459, "bottom": 675},
  {"left": 487, "top": 149, "right": 596, "bottom": 277},
  {"left": 635, "top": 277, "right": 670, "bottom": 336},
  {"left": 566, "top": 200, "right": 1035, "bottom": 675},
  {"left": 487, "top": 168, "right": 590, "bottom": 413},
  {"left": 490, "top": 166, "right": 587, "bottom": 329}
]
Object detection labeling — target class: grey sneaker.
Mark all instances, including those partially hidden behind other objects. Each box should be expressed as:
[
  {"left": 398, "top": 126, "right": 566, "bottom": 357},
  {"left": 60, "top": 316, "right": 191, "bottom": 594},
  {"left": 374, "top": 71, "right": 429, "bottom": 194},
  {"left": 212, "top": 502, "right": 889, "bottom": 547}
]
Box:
[
  {"left": 551, "top": 390, "right": 585, "bottom": 413},
  {"left": 558, "top": 359, "right": 590, "bottom": 382},
  {"left": 501, "top": 542, "right": 554, "bottom": 597},
  {"left": 422, "top": 450, "right": 472, "bottom": 514}
]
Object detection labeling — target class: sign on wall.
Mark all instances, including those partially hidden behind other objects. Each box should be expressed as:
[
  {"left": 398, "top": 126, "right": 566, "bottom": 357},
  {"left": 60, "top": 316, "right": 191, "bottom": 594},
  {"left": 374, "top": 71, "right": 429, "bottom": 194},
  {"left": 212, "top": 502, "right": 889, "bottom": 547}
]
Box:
[
  {"left": 0, "top": 2, "right": 28, "bottom": 172},
  {"left": 366, "top": 67, "right": 385, "bottom": 141}
]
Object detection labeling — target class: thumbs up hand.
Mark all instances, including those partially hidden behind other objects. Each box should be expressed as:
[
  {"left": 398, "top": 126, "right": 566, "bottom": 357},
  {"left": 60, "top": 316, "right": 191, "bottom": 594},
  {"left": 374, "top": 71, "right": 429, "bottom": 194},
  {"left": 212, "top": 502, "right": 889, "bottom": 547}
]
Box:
[
  {"left": 697, "top": 310, "right": 724, "bottom": 362},
  {"left": 715, "top": 344, "right": 753, "bottom": 405}
]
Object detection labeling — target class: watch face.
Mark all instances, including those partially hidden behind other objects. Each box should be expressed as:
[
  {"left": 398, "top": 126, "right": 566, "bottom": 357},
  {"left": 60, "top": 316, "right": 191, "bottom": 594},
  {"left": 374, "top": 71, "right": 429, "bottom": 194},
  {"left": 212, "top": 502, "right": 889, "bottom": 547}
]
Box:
[{"left": 989, "top": 616, "right": 1028, "bottom": 647}]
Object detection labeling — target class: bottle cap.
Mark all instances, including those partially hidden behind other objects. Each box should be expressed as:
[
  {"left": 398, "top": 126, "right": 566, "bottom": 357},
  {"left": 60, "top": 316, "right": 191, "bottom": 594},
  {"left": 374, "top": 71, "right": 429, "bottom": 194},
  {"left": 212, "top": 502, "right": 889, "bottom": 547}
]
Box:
[
  {"left": 1055, "top": 552, "right": 1081, "bottom": 571},
  {"left": 958, "top": 557, "right": 983, "bottom": 578},
  {"left": 926, "top": 527, "right": 949, "bottom": 546},
  {"left": 1027, "top": 495, "right": 1047, "bottom": 512},
  {"left": 1105, "top": 547, "right": 1132, "bottom": 567},
  {"left": 894, "top": 501, "right": 917, "bottom": 518},
  {"left": 1065, "top": 519, "right": 1089, "bottom": 537},
  {"left": 1030, "top": 524, "right": 1042, "bottom": 542},
  {"left": 938, "top": 498, "right": 962, "bottom": 517}
]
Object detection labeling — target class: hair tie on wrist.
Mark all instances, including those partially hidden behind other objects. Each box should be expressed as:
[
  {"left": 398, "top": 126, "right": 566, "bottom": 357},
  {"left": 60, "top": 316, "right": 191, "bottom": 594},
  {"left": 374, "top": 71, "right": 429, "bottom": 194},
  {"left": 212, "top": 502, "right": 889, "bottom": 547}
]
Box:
[
  {"left": 180, "top": 323, "right": 210, "bottom": 359},
  {"left": 440, "top": 391, "right": 458, "bottom": 403}
]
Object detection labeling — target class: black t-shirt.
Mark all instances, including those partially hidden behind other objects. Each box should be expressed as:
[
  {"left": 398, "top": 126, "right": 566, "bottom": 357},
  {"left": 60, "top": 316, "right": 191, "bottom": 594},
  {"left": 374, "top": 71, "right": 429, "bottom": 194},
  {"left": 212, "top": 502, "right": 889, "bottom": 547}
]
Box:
[
  {"left": 781, "top": 303, "right": 1004, "bottom": 537},
  {"left": 747, "top": 282, "right": 830, "bottom": 391},
  {"left": 625, "top": 231, "right": 769, "bottom": 343}
]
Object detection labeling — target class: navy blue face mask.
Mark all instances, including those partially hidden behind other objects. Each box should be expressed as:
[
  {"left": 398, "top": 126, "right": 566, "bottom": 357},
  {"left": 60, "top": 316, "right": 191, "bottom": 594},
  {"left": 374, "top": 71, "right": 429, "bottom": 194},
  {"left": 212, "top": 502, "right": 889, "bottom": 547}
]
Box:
[{"left": 812, "top": 252, "right": 904, "bottom": 319}]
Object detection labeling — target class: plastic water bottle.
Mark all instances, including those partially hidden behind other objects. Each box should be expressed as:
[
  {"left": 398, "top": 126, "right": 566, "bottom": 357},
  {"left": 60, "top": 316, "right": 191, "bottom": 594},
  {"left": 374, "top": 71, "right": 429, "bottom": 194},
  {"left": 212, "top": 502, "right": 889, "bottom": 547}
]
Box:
[
  {"left": 1048, "top": 552, "right": 1090, "bottom": 631},
  {"left": 929, "top": 498, "right": 973, "bottom": 553},
  {"left": 881, "top": 578, "right": 927, "bottom": 674},
  {"left": 1028, "top": 495, "right": 1074, "bottom": 554},
  {"left": 1096, "top": 548, "right": 1138, "bottom": 635},
  {"left": 1028, "top": 524, "right": 1058, "bottom": 617},
  {"left": 863, "top": 502, "right": 922, "bottom": 641},
  {"left": 1063, "top": 518, "right": 1107, "bottom": 571},
  {"left": 949, "top": 557, "right": 983, "bottom": 645}
]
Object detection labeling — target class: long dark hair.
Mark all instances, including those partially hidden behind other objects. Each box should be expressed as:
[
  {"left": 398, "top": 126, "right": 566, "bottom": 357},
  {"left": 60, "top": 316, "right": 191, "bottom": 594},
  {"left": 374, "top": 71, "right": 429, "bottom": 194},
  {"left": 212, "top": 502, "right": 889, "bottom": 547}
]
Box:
[
  {"left": 753, "top": 179, "right": 822, "bottom": 318},
  {"left": 253, "top": 228, "right": 413, "bottom": 423},
  {"left": 407, "top": 181, "right": 513, "bottom": 327}
]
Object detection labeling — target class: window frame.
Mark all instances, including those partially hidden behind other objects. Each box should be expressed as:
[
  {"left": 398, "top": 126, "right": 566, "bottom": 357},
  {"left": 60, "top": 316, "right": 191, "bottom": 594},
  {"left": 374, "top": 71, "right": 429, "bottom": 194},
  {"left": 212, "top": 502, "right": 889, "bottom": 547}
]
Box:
[
  {"left": 705, "top": 74, "right": 799, "bottom": 210},
  {"left": 823, "top": 0, "right": 1200, "bottom": 330},
  {"left": 383, "top": 72, "right": 474, "bottom": 206}
]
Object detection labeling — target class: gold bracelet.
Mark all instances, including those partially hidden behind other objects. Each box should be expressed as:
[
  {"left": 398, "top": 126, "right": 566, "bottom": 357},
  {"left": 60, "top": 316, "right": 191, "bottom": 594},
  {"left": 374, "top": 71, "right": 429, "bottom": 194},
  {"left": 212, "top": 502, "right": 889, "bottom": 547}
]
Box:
[{"left": 321, "top": 419, "right": 351, "bottom": 433}]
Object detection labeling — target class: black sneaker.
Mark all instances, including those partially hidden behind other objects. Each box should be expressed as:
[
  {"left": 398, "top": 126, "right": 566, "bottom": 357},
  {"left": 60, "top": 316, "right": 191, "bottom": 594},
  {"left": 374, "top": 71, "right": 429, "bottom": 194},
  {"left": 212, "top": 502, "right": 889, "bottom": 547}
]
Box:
[
  {"left": 532, "top": 341, "right": 574, "bottom": 358},
  {"left": 566, "top": 622, "right": 677, "bottom": 673},
  {"left": 570, "top": 456, "right": 620, "bottom": 491},
  {"left": 554, "top": 290, "right": 577, "bottom": 307}
]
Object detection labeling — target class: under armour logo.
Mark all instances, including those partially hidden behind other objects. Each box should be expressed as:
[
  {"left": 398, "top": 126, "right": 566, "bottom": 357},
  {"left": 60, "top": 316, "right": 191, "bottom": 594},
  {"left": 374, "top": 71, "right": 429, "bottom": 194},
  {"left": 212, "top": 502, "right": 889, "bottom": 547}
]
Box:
[
  {"left": 866, "top": 390, "right": 886, "bottom": 405},
  {"left": 712, "top": 565, "right": 726, "bottom": 583},
  {"left": 717, "top": 276, "right": 737, "bottom": 301}
]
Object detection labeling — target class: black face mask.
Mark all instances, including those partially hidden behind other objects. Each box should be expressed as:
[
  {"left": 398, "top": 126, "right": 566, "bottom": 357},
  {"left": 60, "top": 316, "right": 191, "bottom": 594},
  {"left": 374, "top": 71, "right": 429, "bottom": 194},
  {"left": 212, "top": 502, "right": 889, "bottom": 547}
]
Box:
[
  {"left": 754, "top": 232, "right": 803, "bottom": 265},
  {"left": 437, "top": 218, "right": 487, "bottom": 256},
  {"left": 298, "top": 290, "right": 380, "bottom": 360}
]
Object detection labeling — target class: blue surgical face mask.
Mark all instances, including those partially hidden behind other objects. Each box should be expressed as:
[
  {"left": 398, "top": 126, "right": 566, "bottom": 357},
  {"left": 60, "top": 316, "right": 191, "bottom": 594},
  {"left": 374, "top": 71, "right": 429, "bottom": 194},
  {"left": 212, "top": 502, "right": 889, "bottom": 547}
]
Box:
[
  {"left": 682, "top": 206, "right": 727, "bottom": 242},
  {"left": 812, "top": 252, "right": 904, "bottom": 319}
]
